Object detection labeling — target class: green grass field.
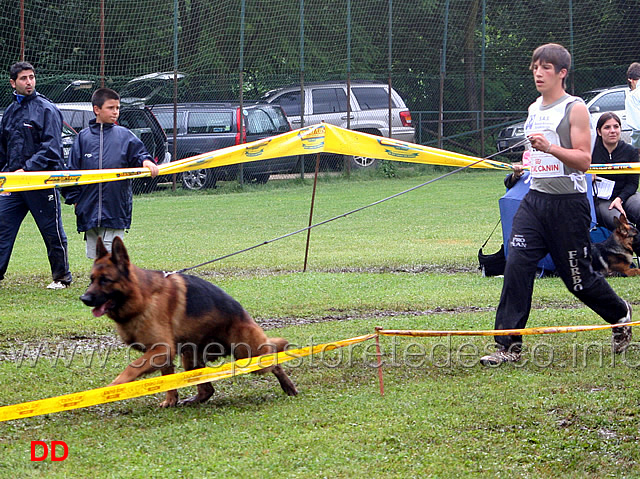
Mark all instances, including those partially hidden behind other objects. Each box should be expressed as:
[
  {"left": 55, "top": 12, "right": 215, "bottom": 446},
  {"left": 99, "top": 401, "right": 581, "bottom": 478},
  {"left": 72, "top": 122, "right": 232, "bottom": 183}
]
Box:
[{"left": 2, "top": 168, "right": 640, "bottom": 478}]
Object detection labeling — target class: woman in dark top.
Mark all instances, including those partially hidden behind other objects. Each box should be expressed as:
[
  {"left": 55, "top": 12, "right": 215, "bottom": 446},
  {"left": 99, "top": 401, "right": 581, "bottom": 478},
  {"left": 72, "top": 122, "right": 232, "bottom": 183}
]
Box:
[{"left": 592, "top": 111, "right": 640, "bottom": 230}]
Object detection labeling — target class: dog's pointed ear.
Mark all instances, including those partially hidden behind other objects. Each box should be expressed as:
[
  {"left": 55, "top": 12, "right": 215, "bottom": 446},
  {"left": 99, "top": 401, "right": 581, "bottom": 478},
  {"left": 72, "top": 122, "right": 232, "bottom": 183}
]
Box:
[
  {"left": 619, "top": 213, "right": 629, "bottom": 225},
  {"left": 110, "top": 236, "right": 130, "bottom": 270},
  {"left": 96, "top": 237, "right": 109, "bottom": 259}
]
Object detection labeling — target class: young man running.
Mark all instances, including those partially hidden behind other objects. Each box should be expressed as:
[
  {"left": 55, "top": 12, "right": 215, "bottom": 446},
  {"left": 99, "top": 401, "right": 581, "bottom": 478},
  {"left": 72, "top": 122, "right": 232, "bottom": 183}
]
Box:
[{"left": 480, "top": 43, "right": 632, "bottom": 366}]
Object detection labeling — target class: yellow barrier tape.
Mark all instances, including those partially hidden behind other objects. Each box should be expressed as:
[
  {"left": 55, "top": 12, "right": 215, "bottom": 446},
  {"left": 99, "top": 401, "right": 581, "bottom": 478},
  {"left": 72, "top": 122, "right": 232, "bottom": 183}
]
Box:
[
  {"left": 0, "top": 333, "right": 375, "bottom": 423},
  {"left": 1, "top": 123, "right": 635, "bottom": 193},
  {"left": 376, "top": 320, "right": 640, "bottom": 338},
  {"left": 586, "top": 163, "right": 640, "bottom": 174},
  {"left": 321, "top": 124, "right": 510, "bottom": 170},
  {"left": 0, "top": 124, "right": 509, "bottom": 193}
]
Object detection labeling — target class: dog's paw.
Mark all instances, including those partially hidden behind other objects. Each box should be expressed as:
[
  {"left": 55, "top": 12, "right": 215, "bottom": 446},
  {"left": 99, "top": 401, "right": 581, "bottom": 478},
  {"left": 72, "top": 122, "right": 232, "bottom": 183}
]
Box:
[
  {"left": 177, "top": 395, "right": 207, "bottom": 406},
  {"left": 159, "top": 398, "right": 178, "bottom": 408},
  {"left": 286, "top": 386, "right": 299, "bottom": 397}
]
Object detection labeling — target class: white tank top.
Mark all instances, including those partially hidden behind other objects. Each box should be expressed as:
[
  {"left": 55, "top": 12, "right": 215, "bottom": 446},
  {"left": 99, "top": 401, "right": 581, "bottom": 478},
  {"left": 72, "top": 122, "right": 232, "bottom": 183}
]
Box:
[{"left": 524, "top": 94, "right": 590, "bottom": 194}]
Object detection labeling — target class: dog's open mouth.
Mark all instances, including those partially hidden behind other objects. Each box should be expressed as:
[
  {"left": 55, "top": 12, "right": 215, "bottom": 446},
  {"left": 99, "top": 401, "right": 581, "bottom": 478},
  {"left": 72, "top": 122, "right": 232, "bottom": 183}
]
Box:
[{"left": 92, "top": 300, "right": 114, "bottom": 318}]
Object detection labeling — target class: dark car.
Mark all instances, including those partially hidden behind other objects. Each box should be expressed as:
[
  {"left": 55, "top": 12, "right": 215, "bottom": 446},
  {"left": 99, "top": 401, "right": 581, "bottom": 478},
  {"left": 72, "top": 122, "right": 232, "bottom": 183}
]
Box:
[
  {"left": 56, "top": 102, "right": 170, "bottom": 192},
  {"left": 61, "top": 122, "right": 76, "bottom": 161},
  {"left": 56, "top": 102, "right": 170, "bottom": 166},
  {"left": 150, "top": 102, "right": 298, "bottom": 189},
  {"left": 495, "top": 121, "right": 527, "bottom": 159}
]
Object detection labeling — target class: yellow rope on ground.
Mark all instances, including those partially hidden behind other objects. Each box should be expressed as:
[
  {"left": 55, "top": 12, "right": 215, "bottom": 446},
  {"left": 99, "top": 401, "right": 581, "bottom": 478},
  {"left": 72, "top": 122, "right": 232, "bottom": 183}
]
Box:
[
  {"left": 0, "top": 334, "right": 376, "bottom": 423},
  {"left": 375, "top": 320, "right": 640, "bottom": 337}
]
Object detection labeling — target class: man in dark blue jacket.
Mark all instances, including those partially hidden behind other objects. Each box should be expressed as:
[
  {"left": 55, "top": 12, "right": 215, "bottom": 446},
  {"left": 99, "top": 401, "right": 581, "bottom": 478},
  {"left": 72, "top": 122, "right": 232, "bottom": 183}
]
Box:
[
  {"left": 64, "top": 88, "right": 158, "bottom": 258},
  {"left": 0, "top": 62, "right": 72, "bottom": 289}
]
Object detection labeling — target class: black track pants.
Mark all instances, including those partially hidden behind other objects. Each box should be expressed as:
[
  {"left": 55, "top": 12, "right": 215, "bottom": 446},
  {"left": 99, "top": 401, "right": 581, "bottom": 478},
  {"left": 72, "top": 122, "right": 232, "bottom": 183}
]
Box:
[
  {"left": 494, "top": 189, "right": 627, "bottom": 351},
  {"left": 0, "top": 189, "right": 72, "bottom": 283}
]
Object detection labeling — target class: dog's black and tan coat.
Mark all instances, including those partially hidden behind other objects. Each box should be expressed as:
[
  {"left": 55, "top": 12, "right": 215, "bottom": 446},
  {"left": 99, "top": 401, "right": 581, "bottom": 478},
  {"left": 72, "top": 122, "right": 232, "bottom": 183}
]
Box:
[
  {"left": 81, "top": 236, "right": 297, "bottom": 407},
  {"left": 592, "top": 213, "right": 640, "bottom": 277}
]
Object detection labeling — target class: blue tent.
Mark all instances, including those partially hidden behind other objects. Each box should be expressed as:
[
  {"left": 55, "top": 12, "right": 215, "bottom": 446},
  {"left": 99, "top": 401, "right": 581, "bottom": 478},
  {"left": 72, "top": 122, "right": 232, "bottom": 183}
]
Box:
[{"left": 498, "top": 172, "right": 600, "bottom": 273}]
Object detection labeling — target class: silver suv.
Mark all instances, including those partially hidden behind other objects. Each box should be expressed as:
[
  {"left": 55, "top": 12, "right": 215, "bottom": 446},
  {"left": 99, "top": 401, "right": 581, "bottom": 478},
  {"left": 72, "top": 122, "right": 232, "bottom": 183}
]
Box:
[
  {"left": 259, "top": 81, "right": 414, "bottom": 168},
  {"left": 583, "top": 85, "right": 631, "bottom": 143}
]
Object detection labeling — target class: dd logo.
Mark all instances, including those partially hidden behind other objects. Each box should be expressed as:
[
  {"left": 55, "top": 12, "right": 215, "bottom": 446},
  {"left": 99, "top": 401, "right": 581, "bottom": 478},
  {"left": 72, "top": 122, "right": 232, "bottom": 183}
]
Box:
[{"left": 30, "top": 440, "right": 69, "bottom": 461}]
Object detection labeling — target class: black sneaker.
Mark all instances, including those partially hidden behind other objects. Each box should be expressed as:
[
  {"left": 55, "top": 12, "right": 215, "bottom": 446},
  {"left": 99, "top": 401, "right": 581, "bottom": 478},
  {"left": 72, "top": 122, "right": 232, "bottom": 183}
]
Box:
[
  {"left": 612, "top": 301, "right": 632, "bottom": 354},
  {"left": 480, "top": 349, "right": 521, "bottom": 366}
]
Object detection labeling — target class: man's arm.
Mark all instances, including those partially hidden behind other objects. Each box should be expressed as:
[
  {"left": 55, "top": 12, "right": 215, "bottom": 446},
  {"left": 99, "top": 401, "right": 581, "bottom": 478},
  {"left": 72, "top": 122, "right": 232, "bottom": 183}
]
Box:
[{"left": 527, "top": 102, "right": 592, "bottom": 172}]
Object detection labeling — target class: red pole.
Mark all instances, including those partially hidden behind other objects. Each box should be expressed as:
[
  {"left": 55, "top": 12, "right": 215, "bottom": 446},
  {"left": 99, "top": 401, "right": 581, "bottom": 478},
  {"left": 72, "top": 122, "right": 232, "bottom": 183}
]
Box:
[
  {"left": 303, "top": 152, "right": 321, "bottom": 272},
  {"left": 374, "top": 327, "right": 385, "bottom": 396},
  {"left": 100, "top": 0, "right": 105, "bottom": 87},
  {"left": 19, "top": 0, "right": 24, "bottom": 61}
]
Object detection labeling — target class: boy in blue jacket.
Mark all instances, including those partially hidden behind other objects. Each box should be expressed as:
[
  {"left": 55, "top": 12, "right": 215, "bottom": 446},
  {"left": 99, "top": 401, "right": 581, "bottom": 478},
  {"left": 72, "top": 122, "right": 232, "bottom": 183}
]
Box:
[{"left": 64, "top": 88, "right": 158, "bottom": 258}]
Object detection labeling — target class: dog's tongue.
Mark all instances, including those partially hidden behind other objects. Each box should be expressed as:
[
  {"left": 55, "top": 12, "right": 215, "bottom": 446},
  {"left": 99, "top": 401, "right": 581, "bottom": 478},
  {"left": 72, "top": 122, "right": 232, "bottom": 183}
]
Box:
[{"left": 92, "top": 304, "right": 109, "bottom": 317}]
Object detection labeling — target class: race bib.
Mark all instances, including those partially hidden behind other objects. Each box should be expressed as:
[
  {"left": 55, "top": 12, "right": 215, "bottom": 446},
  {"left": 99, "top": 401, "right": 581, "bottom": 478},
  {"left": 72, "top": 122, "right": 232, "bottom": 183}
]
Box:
[{"left": 529, "top": 149, "right": 564, "bottom": 178}]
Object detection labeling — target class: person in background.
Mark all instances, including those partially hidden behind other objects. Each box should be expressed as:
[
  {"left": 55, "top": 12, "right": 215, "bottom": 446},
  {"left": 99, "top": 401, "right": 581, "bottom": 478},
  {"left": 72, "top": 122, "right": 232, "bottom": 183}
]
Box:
[
  {"left": 0, "top": 61, "right": 72, "bottom": 289},
  {"left": 625, "top": 62, "right": 640, "bottom": 150},
  {"left": 63, "top": 88, "right": 158, "bottom": 258},
  {"left": 504, "top": 151, "right": 530, "bottom": 189},
  {"left": 592, "top": 112, "right": 640, "bottom": 231},
  {"left": 480, "top": 43, "right": 632, "bottom": 366}
]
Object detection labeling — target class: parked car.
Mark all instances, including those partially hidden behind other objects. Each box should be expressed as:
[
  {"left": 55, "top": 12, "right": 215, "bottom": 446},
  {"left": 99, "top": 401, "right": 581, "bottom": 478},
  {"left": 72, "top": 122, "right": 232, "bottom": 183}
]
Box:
[
  {"left": 582, "top": 84, "right": 631, "bottom": 142},
  {"left": 149, "top": 102, "right": 298, "bottom": 190},
  {"left": 119, "top": 72, "right": 187, "bottom": 106},
  {"left": 56, "top": 102, "right": 170, "bottom": 192},
  {"left": 495, "top": 85, "right": 632, "bottom": 159},
  {"left": 495, "top": 121, "right": 527, "bottom": 159},
  {"left": 61, "top": 122, "right": 76, "bottom": 161},
  {"left": 258, "top": 80, "right": 414, "bottom": 169}
]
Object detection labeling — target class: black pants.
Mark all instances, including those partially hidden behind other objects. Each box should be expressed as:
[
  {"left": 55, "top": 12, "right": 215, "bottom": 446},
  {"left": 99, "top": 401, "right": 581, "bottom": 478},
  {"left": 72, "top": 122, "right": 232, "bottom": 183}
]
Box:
[
  {"left": 495, "top": 189, "right": 627, "bottom": 351},
  {"left": 0, "top": 189, "right": 72, "bottom": 283}
]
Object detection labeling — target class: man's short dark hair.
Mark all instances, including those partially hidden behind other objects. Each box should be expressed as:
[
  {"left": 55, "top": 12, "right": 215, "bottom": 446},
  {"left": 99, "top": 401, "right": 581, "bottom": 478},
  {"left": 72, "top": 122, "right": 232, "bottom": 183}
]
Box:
[
  {"left": 91, "top": 88, "right": 120, "bottom": 109},
  {"left": 628, "top": 63, "right": 640, "bottom": 81},
  {"left": 530, "top": 43, "right": 571, "bottom": 89},
  {"left": 530, "top": 43, "right": 571, "bottom": 73},
  {"left": 9, "top": 61, "right": 35, "bottom": 81}
]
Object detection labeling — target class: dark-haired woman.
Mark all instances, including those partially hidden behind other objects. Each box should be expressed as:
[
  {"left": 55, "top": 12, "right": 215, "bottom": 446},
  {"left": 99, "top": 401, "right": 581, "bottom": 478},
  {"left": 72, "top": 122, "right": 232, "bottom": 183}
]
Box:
[{"left": 592, "top": 111, "right": 640, "bottom": 230}]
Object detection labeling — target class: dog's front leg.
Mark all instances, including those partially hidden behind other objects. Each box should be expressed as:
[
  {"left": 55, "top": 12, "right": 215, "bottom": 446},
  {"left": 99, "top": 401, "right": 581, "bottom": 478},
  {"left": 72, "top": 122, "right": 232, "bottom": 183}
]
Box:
[
  {"left": 158, "top": 364, "right": 179, "bottom": 408},
  {"left": 623, "top": 267, "right": 640, "bottom": 276},
  {"left": 109, "top": 344, "right": 175, "bottom": 385}
]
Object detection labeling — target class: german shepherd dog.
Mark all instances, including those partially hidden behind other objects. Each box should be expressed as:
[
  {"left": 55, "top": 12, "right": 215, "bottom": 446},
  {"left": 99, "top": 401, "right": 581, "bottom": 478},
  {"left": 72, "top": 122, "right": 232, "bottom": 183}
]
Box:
[
  {"left": 80, "top": 236, "right": 298, "bottom": 407},
  {"left": 591, "top": 213, "right": 640, "bottom": 276}
]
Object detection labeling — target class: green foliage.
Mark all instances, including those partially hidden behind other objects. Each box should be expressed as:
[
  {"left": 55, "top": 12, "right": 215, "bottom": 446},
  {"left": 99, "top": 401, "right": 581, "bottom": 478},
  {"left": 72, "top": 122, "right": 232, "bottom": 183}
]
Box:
[
  {"left": 1, "top": 1, "right": 638, "bottom": 111},
  {"left": 378, "top": 159, "right": 396, "bottom": 178}
]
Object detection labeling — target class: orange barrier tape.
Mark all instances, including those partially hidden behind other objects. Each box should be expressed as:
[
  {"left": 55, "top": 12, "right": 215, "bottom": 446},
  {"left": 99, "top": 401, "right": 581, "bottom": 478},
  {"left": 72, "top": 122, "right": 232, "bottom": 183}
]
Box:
[
  {"left": 376, "top": 320, "right": 640, "bottom": 337},
  {"left": 0, "top": 333, "right": 375, "bottom": 423}
]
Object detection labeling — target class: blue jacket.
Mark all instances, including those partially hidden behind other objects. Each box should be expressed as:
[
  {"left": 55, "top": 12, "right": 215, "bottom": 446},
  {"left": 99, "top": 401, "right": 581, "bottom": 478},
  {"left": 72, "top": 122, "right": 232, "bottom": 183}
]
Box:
[
  {"left": 64, "top": 120, "right": 153, "bottom": 232},
  {"left": 0, "top": 91, "right": 64, "bottom": 172}
]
